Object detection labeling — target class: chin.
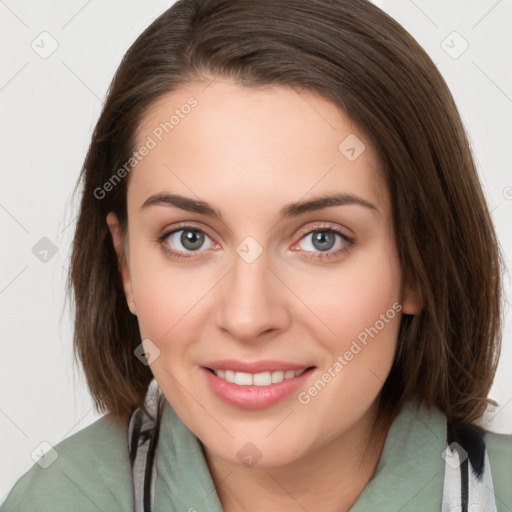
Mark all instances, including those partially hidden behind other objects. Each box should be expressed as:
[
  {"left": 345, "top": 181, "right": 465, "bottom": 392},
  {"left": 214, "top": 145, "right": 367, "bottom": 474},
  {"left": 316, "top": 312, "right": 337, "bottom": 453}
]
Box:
[{"left": 204, "top": 432, "right": 310, "bottom": 469}]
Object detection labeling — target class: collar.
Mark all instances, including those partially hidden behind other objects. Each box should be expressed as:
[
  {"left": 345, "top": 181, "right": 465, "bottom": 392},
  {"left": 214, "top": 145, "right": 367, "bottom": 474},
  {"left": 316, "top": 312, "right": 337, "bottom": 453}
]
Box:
[{"left": 155, "top": 399, "right": 445, "bottom": 511}]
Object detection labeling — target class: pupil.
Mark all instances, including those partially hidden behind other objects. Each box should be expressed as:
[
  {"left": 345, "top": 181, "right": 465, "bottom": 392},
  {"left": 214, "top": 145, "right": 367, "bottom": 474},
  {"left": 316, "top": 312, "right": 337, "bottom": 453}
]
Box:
[
  {"left": 181, "top": 230, "right": 204, "bottom": 250},
  {"left": 313, "top": 231, "right": 335, "bottom": 251}
]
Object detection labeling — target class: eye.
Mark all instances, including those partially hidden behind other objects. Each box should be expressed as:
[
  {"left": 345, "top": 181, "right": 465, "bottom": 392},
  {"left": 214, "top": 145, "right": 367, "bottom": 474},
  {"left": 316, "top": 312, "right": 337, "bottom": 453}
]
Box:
[
  {"left": 159, "top": 227, "right": 216, "bottom": 259},
  {"left": 157, "top": 224, "right": 353, "bottom": 261},
  {"left": 294, "top": 225, "right": 354, "bottom": 260}
]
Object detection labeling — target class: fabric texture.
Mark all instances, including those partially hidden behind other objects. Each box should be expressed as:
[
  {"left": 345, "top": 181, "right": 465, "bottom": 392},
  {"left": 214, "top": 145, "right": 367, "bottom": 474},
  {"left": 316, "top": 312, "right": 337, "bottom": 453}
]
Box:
[
  {"left": 128, "top": 379, "right": 166, "bottom": 512},
  {"left": 2, "top": 391, "right": 511, "bottom": 511}
]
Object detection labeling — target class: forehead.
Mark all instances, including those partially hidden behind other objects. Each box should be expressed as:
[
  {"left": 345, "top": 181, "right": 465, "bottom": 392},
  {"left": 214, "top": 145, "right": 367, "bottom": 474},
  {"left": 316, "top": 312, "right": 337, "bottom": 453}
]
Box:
[{"left": 129, "top": 79, "right": 388, "bottom": 216}]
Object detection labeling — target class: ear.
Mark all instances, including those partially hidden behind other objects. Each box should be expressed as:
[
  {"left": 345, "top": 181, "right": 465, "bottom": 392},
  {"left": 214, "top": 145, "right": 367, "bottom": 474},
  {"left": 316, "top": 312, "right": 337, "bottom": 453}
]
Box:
[
  {"left": 401, "top": 280, "right": 422, "bottom": 315},
  {"left": 106, "top": 212, "right": 137, "bottom": 315}
]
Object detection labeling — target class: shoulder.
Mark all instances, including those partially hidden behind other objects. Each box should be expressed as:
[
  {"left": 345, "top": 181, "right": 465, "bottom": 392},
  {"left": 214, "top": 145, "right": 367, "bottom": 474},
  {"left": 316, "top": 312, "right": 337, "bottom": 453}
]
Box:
[
  {"left": 484, "top": 429, "right": 512, "bottom": 509},
  {"left": 1, "top": 413, "right": 133, "bottom": 512}
]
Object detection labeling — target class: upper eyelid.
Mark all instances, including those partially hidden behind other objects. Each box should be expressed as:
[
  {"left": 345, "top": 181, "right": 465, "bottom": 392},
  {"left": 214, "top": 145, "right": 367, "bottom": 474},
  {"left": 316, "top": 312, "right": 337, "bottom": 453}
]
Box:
[
  {"left": 160, "top": 221, "right": 215, "bottom": 239},
  {"left": 297, "top": 223, "right": 351, "bottom": 236}
]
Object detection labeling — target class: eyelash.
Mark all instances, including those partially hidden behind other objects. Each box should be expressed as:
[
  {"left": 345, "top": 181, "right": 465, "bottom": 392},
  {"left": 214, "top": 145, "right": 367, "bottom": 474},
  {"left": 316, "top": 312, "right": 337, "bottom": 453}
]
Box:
[
  {"left": 157, "top": 223, "right": 354, "bottom": 261},
  {"left": 295, "top": 224, "right": 354, "bottom": 260}
]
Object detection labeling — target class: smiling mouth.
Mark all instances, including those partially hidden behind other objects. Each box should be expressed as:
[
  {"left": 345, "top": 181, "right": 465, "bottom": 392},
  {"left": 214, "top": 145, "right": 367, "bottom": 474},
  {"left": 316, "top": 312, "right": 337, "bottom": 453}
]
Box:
[{"left": 205, "top": 367, "right": 315, "bottom": 386}]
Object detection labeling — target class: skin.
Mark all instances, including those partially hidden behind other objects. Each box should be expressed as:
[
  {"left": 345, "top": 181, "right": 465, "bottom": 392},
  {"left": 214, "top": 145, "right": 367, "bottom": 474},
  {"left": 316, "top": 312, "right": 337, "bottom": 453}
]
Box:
[{"left": 107, "top": 78, "right": 421, "bottom": 512}]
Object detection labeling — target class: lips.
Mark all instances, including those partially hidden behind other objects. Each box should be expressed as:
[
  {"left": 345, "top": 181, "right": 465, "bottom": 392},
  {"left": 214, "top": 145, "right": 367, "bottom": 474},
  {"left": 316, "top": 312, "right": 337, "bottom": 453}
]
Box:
[{"left": 200, "top": 359, "right": 316, "bottom": 409}]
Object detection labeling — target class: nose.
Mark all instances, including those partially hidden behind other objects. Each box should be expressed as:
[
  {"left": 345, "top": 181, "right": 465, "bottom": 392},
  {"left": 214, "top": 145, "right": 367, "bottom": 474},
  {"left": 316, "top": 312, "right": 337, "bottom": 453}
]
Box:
[{"left": 215, "top": 248, "right": 291, "bottom": 343}]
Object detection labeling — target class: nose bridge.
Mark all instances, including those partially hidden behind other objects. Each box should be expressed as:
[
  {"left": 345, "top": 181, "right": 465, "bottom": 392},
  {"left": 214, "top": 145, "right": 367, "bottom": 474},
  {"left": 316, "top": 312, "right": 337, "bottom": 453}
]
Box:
[{"left": 216, "top": 244, "right": 289, "bottom": 341}]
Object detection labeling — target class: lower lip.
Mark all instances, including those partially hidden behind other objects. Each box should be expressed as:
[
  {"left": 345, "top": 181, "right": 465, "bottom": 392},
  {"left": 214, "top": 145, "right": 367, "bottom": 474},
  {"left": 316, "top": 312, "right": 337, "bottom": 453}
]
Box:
[{"left": 201, "top": 366, "right": 315, "bottom": 410}]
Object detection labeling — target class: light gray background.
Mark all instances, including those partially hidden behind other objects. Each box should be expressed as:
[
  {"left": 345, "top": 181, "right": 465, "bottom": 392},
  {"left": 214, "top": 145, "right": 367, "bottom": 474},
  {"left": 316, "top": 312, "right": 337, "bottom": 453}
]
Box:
[{"left": 1, "top": 0, "right": 511, "bottom": 501}]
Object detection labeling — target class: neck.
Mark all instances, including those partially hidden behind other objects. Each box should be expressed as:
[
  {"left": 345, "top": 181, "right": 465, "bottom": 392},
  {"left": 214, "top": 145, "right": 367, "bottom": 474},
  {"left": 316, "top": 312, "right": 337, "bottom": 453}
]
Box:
[{"left": 202, "top": 401, "right": 391, "bottom": 512}]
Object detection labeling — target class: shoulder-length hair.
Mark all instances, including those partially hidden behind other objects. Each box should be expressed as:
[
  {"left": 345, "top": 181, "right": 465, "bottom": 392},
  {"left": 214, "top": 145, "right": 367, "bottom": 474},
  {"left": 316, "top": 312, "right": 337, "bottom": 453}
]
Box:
[{"left": 68, "top": 0, "right": 503, "bottom": 425}]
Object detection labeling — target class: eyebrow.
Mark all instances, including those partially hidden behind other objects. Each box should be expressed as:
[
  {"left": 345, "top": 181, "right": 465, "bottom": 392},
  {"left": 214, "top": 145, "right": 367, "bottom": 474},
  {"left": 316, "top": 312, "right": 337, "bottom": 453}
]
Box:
[{"left": 140, "top": 192, "right": 378, "bottom": 219}]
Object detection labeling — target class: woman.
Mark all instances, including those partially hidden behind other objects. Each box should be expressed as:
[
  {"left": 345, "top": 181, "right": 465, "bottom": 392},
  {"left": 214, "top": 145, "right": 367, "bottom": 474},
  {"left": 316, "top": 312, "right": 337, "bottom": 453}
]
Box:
[{"left": 2, "top": 0, "right": 510, "bottom": 510}]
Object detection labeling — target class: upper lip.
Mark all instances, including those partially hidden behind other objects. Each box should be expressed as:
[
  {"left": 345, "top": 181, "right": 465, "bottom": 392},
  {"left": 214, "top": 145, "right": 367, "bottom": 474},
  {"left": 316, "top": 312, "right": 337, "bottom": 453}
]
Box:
[{"left": 202, "top": 359, "right": 314, "bottom": 373}]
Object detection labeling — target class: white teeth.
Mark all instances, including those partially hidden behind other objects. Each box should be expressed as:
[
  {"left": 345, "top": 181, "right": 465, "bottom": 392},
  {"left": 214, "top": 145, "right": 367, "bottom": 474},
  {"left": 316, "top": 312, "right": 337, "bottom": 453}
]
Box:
[
  {"left": 253, "top": 371, "right": 272, "bottom": 386},
  {"left": 271, "top": 370, "right": 284, "bottom": 383},
  {"left": 212, "top": 368, "right": 308, "bottom": 386},
  {"left": 234, "top": 372, "right": 253, "bottom": 385}
]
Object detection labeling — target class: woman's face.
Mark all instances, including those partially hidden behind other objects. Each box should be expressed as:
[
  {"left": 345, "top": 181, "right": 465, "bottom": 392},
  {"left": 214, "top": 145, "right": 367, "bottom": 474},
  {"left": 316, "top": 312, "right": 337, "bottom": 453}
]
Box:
[{"left": 108, "top": 78, "right": 419, "bottom": 467}]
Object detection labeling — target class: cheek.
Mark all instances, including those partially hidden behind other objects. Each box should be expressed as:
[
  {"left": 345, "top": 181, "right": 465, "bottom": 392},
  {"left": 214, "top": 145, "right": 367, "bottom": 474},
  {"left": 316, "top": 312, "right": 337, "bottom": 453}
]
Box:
[
  {"left": 295, "top": 241, "right": 403, "bottom": 420},
  {"left": 293, "top": 238, "right": 403, "bottom": 353},
  {"left": 127, "top": 244, "right": 210, "bottom": 341}
]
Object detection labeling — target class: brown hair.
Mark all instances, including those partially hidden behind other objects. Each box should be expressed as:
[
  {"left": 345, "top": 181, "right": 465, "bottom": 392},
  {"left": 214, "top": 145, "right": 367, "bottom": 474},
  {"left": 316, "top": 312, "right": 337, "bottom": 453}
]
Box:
[{"left": 68, "top": 0, "right": 503, "bottom": 426}]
